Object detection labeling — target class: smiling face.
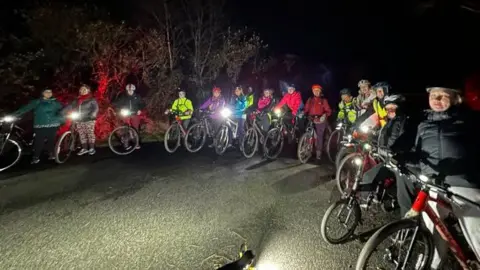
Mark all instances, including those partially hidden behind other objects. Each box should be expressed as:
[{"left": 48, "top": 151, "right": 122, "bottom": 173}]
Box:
[
  {"left": 429, "top": 88, "right": 455, "bottom": 112},
  {"left": 360, "top": 85, "right": 370, "bottom": 95},
  {"left": 213, "top": 91, "right": 220, "bottom": 98},
  {"left": 375, "top": 88, "right": 385, "bottom": 99},
  {"left": 235, "top": 87, "right": 243, "bottom": 96},
  {"left": 341, "top": 94, "right": 352, "bottom": 103},
  {"left": 287, "top": 87, "right": 295, "bottom": 94},
  {"left": 312, "top": 88, "right": 321, "bottom": 97},
  {"left": 385, "top": 103, "right": 398, "bottom": 119},
  {"left": 43, "top": 90, "right": 53, "bottom": 99}
]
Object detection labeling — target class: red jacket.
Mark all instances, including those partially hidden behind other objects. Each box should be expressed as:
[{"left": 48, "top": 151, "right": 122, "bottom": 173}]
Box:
[
  {"left": 305, "top": 96, "right": 332, "bottom": 117},
  {"left": 275, "top": 91, "right": 302, "bottom": 115}
]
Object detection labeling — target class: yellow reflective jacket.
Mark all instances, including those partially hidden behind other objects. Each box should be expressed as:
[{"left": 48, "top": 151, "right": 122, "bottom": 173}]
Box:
[
  {"left": 337, "top": 100, "right": 356, "bottom": 124},
  {"left": 171, "top": 98, "right": 194, "bottom": 120},
  {"left": 373, "top": 99, "right": 387, "bottom": 127},
  {"left": 246, "top": 94, "right": 254, "bottom": 108}
]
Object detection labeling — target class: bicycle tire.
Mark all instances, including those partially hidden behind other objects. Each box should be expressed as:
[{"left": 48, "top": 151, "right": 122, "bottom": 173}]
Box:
[
  {"left": 321, "top": 198, "right": 361, "bottom": 244},
  {"left": 326, "top": 129, "right": 342, "bottom": 163},
  {"left": 335, "top": 146, "right": 355, "bottom": 169},
  {"left": 163, "top": 123, "right": 181, "bottom": 153},
  {"left": 336, "top": 152, "right": 362, "bottom": 194},
  {"left": 241, "top": 128, "right": 258, "bottom": 158},
  {"left": 55, "top": 131, "right": 74, "bottom": 164},
  {"left": 0, "top": 139, "right": 22, "bottom": 172},
  {"left": 214, "top": 125, "right": 229, "bottom": 156},
  {"left": 263, "top": 127, "right": 284, "bottom": 160},
  {"left": 297, "top": 132, "right": 313, "bottom": 164},
  {"left": 184, "top": 123, "right": 207, "bottom": 153},
  {"left": 108, "top": 126, "right": 139, "bottom": 155},
  {"left": 356, "top": 219, "right": 433, "bottom": 270}
]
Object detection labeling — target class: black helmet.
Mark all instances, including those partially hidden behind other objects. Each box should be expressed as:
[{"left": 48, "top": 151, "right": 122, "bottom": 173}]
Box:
[
  {"left": 384, "top": 94, "right": 405, "bottom": 106},
  {"left": 339, "top": 88, "right": 351, "bottom": 96},
  {"left": 372, "top": 82, "right": 391, "bottom": 95},
  {"left": 176, "top": 87, "right": 186, "bottom": 93}
]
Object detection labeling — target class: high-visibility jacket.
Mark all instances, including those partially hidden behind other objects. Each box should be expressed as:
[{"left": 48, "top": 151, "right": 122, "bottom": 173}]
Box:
[
  {"left": 373, "top": 98, "right": 387, "bottom": 127},
  {"left": 171, "top": 97, "right": 194, "bottom": 120},
  {"left": 337, "top": 100, "right": 356, "bottom": 124}
]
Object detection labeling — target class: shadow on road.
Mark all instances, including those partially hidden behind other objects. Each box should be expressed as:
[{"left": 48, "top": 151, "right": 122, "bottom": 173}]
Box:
[
  {"left": 244, "top": 159, "right": 275, "bottom": 171},
  {"left": 271, "top": 167, "right": 331, "bottom": 195}
]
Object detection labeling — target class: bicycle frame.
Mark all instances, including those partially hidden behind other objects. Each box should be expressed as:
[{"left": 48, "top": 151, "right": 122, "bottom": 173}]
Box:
[
  {"left": 409, "top": 186, "right": 470, "bottom": 268},
  {"left": 0, "top": 122, "right": 31, "bottom": 154},
  {"left": 223, "top": 118, "right": 239, "bottom": 139}
]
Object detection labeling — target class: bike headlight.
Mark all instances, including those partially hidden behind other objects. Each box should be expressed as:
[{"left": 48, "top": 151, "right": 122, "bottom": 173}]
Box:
[
  {"left": 347, "top": 134, "right": 352, "bottom": 142},
  {"left": 69, "top": 112, "right": 80, "bottom": 120},
  {"left": 363, "top": 143, "right": 371, "bottom": 151},
  {"left": 120, "top": 109, "right": 131, "bottom": 117},
  {"left": 336, "top": 123, "right": 343, "bottom": 130},
  {"left": 2, "top": 116, "right": 15, "bottom": 122},
  {"left": 418, "top": 174, "right": 429, "bottom": 183},
  {"left": 353, "top": 157, "right": 363, "bottom": 166},
  {"left": 220, "top": 108, "right": 232, "bottom": 118},
  {"left": 273, "top": 109, "right": 281, "bottom": 116},
  {"left": 360, "top": 125, "right": 369, "bottom": 133}
]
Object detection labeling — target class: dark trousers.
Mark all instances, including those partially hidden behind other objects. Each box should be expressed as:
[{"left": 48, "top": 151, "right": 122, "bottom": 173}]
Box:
[
  {"left": 33, "top": 127, "right": 58, "bottom": 158},
  {"left": 314, "top": 122, "right": 327, "bottom": 153}
]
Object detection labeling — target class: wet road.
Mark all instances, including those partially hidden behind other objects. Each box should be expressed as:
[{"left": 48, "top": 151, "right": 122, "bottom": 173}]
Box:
[{"left": 0, "top": 144, "right": 394, "bottom": 270}]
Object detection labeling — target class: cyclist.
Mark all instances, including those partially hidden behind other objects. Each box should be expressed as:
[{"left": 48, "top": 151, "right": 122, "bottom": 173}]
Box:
[
  {"left": 354, "top": 79, "right": 376, "bottom": 115},
  {"left": 113, "top": 84, "right": 146, "bottom": 149},
  {"left": 395, "top": 85, "right": 480, "bottom": 269},
  {"left": 304, "top": 84, "right": 332, "bottom": 160},
  {"left": 245, "top": 86, "right": 255, "bottom": 110},
  {"left": 62, "top": 84, "right": 99, "bottom": 156},
  {"left": 229, "top": 86, "right": 247, "bottom": 142},
  {"left": 337, "top": 88, "right": 356, "bottom": 125},
  {"left": 255, "top": 88, "right": 277, "bottom": 131},
  {"left": 12, "top": 88, "right": 63, "bottom": 164},
  {"left": 371, "top": 82, "right": 390, "bottom": 127},
  {"left": 274, "top": 83, "right": 303, "bottom": 140},
  {"left": 165, "top": 88, "right": 194, "bottom": 130},
  {"left": 199, "top": 87, "right": 226, "bottom": 139}
]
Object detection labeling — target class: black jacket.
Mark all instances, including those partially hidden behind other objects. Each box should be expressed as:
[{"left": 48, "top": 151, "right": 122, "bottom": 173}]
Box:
[
  {"left": 113, "top": 93, "right": 146, "bottom": 112},
  {"left": 379, "top": 114, "right": 407, "bottom": 149},
  {"left": 62, "top": 97, "right": 99, "bottom": 122},
  {"left": 414, "top": 109, "right": 478, "bottom": 186}
]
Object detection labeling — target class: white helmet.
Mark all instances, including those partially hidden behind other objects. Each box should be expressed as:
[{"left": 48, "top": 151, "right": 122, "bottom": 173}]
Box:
[
  {"left": 358, "top": 80, "right": 371, "bottom": 87},
  {"left": 126, "top": 84, "right": 136, "bottom": 91}
]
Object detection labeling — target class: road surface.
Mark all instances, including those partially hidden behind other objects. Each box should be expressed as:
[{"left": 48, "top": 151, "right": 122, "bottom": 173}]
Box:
[{"left": 0, "top": 144, "right": 394, "bottom": 270}]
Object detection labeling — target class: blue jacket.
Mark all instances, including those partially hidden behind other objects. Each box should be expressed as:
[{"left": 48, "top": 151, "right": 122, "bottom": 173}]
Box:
[{"left": 231, "top": 95, "right": 247, "bottom": 119}]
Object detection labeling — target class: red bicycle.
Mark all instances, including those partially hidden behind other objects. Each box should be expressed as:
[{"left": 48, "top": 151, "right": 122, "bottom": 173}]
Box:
[{"left": 356, "top": 165, "right": 480, "bottom": 269}]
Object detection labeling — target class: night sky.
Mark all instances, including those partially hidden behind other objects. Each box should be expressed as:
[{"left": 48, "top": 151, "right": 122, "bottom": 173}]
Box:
[{"left": 2, "top": 0, "right": 480, "bottom": 92}]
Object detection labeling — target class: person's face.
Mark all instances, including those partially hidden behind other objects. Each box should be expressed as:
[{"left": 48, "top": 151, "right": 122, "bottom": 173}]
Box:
[
  {"left": 263, "top": 90, "right": 271, "bottom": 97},
  {"left": 179, "top": 91, "right": 186, "bottom": 98},
  {"left": 385, "top": 104, "right": 398, "bottom": 119},
  {"left": 127, "top": 89, "right": 135, "bottom": 96},
  {"left": 341, "top": 94, "right": 352, "bottom": 103},
  {"left": 429, "top": 88, "right": 453, "bottom": 112},
  {"left": 213, "top": 91, "right": 220, "bottom": 97},
  {"left": 287, "top": 87, "right": 295, "bottom": 94},
  {"left": 79, "top": 86, "right": 89, "bottom": 95},
  {"left": 360, "top": 85, "right": 370, "bottom": 95},
  {"left": 248, "top": 87, "right": 253, "bottom": 94},
  {"left": 43, "top": 90, "right": 53, "bottom": 99},
  {"left": 312, "top": 88, "right": 321, "bottom": 97},
  {"left": 235, "top": 88, "right": 243, "bottom": 96},
  {"left": 376, "top": 88, "right": 385, "bottom": 99}
]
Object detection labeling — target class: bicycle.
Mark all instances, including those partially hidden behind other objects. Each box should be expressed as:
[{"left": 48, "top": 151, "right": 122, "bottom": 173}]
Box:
[
  {"left": 184, "top": 110, "right": 216, "bottom": 153},
  {"left": 214, "top": 108, "right": 240, "bottom": 156},
  {"left": 262, "top": 108, "right": 299, "bottom": 160},
  {"left": 54, "top": 111, "right": 82, "bottom": 164},
  {"left": 355, "top": 165, "right": 480, "bottom": 269},
  {"left": 321, "top": 149, "right": 396, "bottom": 245},
  {"left": 326, "top": 118, "right": 351, "bottom": 163},
  {"left": 297, "top": 116, "right": 325, "bottom": 164},
  {"left": 108, "top": 108, "right": 140, "bottom": 155},
  {"left": 241, "top": 111, "right": 268, "bottom": 158},
  {"left": 0, "top": 116, "right": 34, "bottom": 172},
  {"left": 163, "top": 109, "right": 190, "bottom": 153}
]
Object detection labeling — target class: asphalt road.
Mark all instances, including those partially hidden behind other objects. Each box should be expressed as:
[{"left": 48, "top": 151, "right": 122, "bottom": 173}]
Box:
[{"left": 0, "top": 144, "right": 395, "bottom": 270}]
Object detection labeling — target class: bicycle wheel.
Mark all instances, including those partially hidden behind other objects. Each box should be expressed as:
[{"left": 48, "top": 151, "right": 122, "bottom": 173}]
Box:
[
  {"left": 326, "top": 129, "right": 343, "bottom": 163},
  {"left": 335, "top": 146, "right": 355, "bottom": 169},
  {"left": 164, "top": 123, "right": 181, "bottom": 153},
  {"left": 321, "top": 198, "right": 361, "bottom": 244},
  {"left": 0, "top": 139, "right": 22, "bottom": 172},
  {"left": 356, "top": 219, "right": 433, "bottom": 270},
  {"left": 214, "top": 125, "right": 229, "bottom": 156},
  {"left": 108, "top": 126, "right": 139, "bottom": 155},
  {"left": 184, "top": 123, "right": 207, "bottom": 153},
  {"left": 336, "top": 152, "right": 362, "bottom": 194},
  {"left": 55, "top": 131, "right": 74, "bottom": 164},
  {"left": 297, "top": 131, "right": 314, "bottom": 164},
  {"left": 241, "top": 128, "right": 258, "bottom": 158},
  {"left": 263, "top": 127, "right": 284, "bottom": 159}
]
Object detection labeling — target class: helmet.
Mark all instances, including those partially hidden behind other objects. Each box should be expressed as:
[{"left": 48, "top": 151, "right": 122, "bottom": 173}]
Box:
[
  {"left": 312, "top": 84, "right": 322, "bottom": 90},
  {"left": 264, "top": 88, "right": 274, "bottom": 93},
  {"left": 372, "top": 82, "right": 391, "bottom": 95},
  {"left": 176, "top": 87, "right": 185, "bottom": 93},
  {"left": 358, "top": 80, "right": 371, "bottom": 87},
  {"left": 286, "top": 83, "right": 296, "bottom": 89},
  {"left": 126, "top": 84, "right": 136, "bottom": 91},
  {"left": 212, "top": 87, "right": 221, "bottom": 93},
  {"left": 384, "top": 94, "right": 405, "bottom": 106},
  {"left": 339, "top": 88, "right": 351, "bottom": 96},
  {"left": 426, "top": 86, "right": 462, "bottom": 94}
]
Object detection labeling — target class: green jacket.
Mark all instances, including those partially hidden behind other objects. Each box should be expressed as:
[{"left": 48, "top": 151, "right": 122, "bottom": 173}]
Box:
[
  {"left": 246, "top": 94, "right": 254, "bottom": 109},
  {"left": 13, "top": 98, "right": 63, "bottom": 128},
  {"left": 337, "top": 100, "right": 357, "bottom": 124},
  {"left": 171, "top": 97, "right": 194, "bottom": 120}
]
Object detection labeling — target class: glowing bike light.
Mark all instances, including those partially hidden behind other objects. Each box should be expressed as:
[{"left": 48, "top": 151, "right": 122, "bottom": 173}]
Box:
[
  {"left": 274, "top": 109, "right": 281, "bottom": 116},
  {"left": 69, "top": 112, "right": 80, "bottom": 120},
  {"left": 353, "top": 157, "right": 363, "bottom": 166},
  {"left": 363, "top": 143, "right": 371, "bottom": 151},
  {"left": 336, "top": 122, "right": 343, "bottom": 130},
  {"left": 418, "top": 174, "right": 429, "bottom": 182},
  {"left": 220, "top": 108, "right": 232, "bottom": 118},
  {"left": 347, "top": 134, "right": 352, "bottom": 141},
  {"left": 120, "top": 109, "right": 131, "bottom": 117},
  {"left": 360, "top": 125, "right": 369, "bottom": 133},
  {"left": 2, "top": 116, "right": 15, "bottom": 122}
]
